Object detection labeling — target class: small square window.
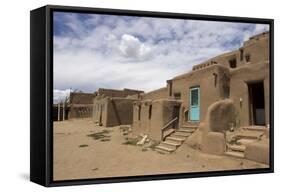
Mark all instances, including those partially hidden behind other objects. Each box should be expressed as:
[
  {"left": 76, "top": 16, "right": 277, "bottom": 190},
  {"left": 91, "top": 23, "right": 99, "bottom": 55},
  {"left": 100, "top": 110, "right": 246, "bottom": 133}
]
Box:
[
  {"left": 174, "top": 93, "right": 181, "bottom": 100},
  {"left": 229, "top": 58, "right": 237, "bottom": 68},
  {"left": 245, "top": 54, "right": 251, "bottom": 62}
]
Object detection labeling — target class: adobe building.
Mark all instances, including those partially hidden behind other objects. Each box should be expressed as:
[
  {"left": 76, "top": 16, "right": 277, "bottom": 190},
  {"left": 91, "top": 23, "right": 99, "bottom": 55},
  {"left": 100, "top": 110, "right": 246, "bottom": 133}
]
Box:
[
  {"left": 131, "top": 31, "right": 270, "bottom": 163},
  {"left": 92, "top": 88, "right": 144, "bottom": 127},
  {"left": 68, "top": 92, "right": 95, "bottom": 119}
]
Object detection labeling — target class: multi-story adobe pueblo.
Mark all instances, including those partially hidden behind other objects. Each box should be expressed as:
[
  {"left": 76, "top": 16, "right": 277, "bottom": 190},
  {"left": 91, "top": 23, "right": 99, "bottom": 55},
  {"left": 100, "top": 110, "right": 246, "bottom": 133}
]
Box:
[{"left": 66, "top": 31, "right": 270, "bottom": 165}]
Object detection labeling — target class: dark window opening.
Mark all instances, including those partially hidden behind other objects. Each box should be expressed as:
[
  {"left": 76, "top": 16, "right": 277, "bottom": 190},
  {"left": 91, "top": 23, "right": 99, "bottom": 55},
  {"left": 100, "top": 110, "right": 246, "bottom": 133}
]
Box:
[
  {"left": 222, "top": 73, "right": 230, "bottom": 99},
  {"left": 229, "top": 58, "right": 237, "bottom": 68},
  {"left": 213, "top": 73, "right": 217, "bottom": 87},
  {"left": 174, "top": 93, "right": 181, "bottom": 100},
  {"left": 148, "top": 105, "right": 152, "bottom": 119},
  {"left": 169, "top": 82, "right": 173, "bottom": 96},
  {"left": 240, "top": 48, "right": 244, "bottom": 61},
  {"left": 245, "top": 54, "right": 251, "bottom": 62},
  {"left": 138, "top": 106, "right": 141, "bottom": 121}
]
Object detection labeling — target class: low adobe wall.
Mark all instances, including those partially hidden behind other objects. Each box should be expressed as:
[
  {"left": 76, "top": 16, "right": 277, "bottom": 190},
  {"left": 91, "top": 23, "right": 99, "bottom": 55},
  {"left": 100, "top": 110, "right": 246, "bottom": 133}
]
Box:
[
  {"left": 201, "top": 99, "right": 236, "bottom": 155},
  {"left": 245, "top": 140, "right": 270, "bottom": 165}
]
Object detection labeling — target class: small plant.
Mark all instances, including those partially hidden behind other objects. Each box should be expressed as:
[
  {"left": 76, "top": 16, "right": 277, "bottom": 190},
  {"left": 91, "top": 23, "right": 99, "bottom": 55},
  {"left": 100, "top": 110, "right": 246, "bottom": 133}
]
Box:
[
  {"left": 79, "top": 144, "right": 88, "bottom": 148},
  {"left": 87, "top": 130, "right": 111, "bottom": 140},
  {"left": 141, "top": 148, "right": 148, "bottom": 152},
  {"left": 122, "top": 137, "right": 139, "bottom": 145},
  {"left": 100, "top": 138, "right": 111, "bottom": 142}
]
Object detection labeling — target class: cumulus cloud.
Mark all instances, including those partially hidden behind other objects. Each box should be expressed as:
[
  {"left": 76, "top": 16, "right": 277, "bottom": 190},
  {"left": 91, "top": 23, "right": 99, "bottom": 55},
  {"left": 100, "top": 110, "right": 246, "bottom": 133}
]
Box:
[
  {"left": 119, "top": 34, "right": 152, "bottom": 60},
  {"left": 53, "top": 12, "right": 270, "bottom": 96}
]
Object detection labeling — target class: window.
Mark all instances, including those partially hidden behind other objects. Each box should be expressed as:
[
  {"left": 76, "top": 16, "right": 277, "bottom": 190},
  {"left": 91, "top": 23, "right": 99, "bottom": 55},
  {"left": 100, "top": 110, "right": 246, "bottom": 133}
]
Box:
[
  {"left": 138, "top": 106, "right": 141, "bottom": 121},
  {"left": 148, "top": 105, "right": 152, "bottom": 119},
  {"left": 169, "top": 82, "right": 173, "bottom": 96},
  {"left": 229, "top": 58, "right": 237, "bottom": 68},
  {"left": 191, "top": 89, "right": 199, "bottom": 106},
  {"left": 245, "top": 54, "right": 251, "bottom": 62},
  {"left": 174, "top": 93, "right": 181, "bottom": 100},
  {"left": 213, "top": 73, "right": 217, "bottom": 87},
  {"left": 240, "top": 48, "right": 244, "bottom": 61}
]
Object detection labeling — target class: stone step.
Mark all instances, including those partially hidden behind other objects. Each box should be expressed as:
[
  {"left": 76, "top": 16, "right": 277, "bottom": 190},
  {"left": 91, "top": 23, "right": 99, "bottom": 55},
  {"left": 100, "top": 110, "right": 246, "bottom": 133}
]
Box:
[
  {"left": 236, "top": 135, "right": 260, "bottom": 140},
  {"left": 159, "top": 142, "right": 178, "bottom": 149},
  {"left": 181, "top": 125, "right": 198, "bottom": 129},
  {"left": 237, "top": 138, "right": 257, "bottom": 145},
  {"left": 166, "top": 136, "right": 186, "bottom": 142},
  {"left": 228, "top": 144, "right": 246, "bottom": 152},
  {"left": 155, "top": 144, "right": 176, "bottom": 153},
  {"left": 174, "top": 131, "right": 192, "bottom": 137},
  {"left": 178, "top": 128, "right": 196, "bottom": 133},
  {"left": 236, "top": 130, "right": 264, "bottom": 140},
  {"left": 242, "top": 126, "right": 267, "bottom": 132},
  {"left": 225, "top": 151, "right": 245, "bottom": 158},
  {"left": 170, "top": 134, "right": 187, "bottom": 140},
  {"left": 163, "top": 140, "right": 182, "bottom": 147}
]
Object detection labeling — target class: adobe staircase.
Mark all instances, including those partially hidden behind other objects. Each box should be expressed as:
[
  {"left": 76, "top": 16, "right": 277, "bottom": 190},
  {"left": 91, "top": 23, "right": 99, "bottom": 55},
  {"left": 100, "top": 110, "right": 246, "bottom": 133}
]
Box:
[
  {"left": 224, "top": 126, "right": 266, "bottom": 159},
  {"left": 155, "top": 125, "right": 198, "bottom": 153}
]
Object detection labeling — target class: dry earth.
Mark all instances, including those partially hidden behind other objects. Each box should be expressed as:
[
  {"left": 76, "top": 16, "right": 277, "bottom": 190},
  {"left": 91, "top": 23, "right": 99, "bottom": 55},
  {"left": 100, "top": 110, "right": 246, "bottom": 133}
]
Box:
[{"left": 53, "top": 119, "right": 268, "bottom": 181}]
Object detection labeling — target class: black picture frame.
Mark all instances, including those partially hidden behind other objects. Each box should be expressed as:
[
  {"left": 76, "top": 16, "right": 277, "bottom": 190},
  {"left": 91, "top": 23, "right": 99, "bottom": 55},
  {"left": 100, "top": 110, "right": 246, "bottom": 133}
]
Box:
[{"left": 30, "top": 5, "right": 274, "bottom": 187}]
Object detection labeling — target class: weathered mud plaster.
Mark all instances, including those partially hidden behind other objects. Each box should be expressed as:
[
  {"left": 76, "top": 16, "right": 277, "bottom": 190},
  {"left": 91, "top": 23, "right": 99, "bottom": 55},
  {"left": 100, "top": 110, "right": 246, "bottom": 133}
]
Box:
[{"left": 202, "top": 99, "right": 236, "bottom": 155}]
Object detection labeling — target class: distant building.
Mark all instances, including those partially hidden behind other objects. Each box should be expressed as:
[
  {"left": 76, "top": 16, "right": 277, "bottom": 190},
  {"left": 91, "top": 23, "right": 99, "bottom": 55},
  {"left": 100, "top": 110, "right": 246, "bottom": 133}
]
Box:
[
  {"left": 67, "top": 92, "right": 95, "bottom": 119},
  {"left": 92, "top": 88, "right": 144, "bottom": 127}
]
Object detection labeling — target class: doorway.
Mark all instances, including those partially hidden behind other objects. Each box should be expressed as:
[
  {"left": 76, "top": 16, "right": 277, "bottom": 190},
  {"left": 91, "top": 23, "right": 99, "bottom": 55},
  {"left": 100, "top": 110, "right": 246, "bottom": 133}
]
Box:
[
  {"left": 248, "top": 82, "right": 265, "bottom": 125},
  {"left": 189, "top": 87, "right": 200, "bottom": 121},
  {"left": 172, "top": 105, "right": 180, "bottom": 129}
]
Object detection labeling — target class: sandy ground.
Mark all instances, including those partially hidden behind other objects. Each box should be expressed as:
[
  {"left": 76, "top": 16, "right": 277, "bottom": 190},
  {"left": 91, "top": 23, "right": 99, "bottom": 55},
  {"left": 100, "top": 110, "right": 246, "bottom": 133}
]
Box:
[{"left": 53, "top": 119, "right": 268, "bottom": 181}]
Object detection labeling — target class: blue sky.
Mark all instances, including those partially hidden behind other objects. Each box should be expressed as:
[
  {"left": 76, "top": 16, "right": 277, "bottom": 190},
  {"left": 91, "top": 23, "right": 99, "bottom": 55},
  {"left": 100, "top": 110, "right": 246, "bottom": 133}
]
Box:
[{"left": 53, "top": 11, "right": 269, "bottom": 103}]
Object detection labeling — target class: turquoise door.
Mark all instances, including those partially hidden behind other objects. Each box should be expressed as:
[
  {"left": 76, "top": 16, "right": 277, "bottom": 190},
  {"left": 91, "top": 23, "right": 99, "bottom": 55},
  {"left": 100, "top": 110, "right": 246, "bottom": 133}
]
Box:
[{"left": 189, "top": 87, "right": 200, "bottom": 121}]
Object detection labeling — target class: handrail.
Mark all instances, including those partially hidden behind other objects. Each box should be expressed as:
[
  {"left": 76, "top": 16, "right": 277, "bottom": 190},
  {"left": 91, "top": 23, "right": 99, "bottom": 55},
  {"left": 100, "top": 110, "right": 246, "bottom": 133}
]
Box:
[
  {"left": 161, "top": 117, "right": 178, "bottom": 141},
  {"left": 162, "top": 117, "right": 178, "bottom": 131}
]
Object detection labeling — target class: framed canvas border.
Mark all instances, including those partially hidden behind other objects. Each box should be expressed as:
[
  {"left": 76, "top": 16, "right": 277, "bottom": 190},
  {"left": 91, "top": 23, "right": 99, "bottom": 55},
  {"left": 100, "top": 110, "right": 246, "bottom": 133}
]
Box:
[{"left": 30, "top": 5, "right": 274, "bottom": 187}]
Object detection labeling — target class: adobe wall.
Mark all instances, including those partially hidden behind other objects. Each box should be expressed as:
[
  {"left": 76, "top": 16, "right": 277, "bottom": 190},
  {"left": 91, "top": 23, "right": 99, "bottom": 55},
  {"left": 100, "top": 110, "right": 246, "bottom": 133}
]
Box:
[
  {"left": 68, "top": 92, "right": 95, "bottom": 119},
  {"left": 142, "top": 87, "right": 168, "bottom": 100},
  {"left": 171, "top": 64, "right": 230, "bottom": 124},
  {"left": 69, "top": 92, "right": 94, "bottom": 104},
  {"left": 97, "top": 88, "right": 143, "bottom": 98},
  {"left": 106, "top": 98, "right": 136, "bottom": 127},
  {"left": 192, "top": 32, "right": 269, "bottom": 70},
  {"left": 68, "top": 105, "right": 93, "bottom": 119},
  {"left": 243, "top": 32, "right": 269, "bottom": 64},
  {"left": 92, "top": 97, "right": 108, "bottom": 126},
  {"left": 132, "top": 99, "right": 181, "bottom": 141},
  {"left": 229, "top": 61, "right": 270, "bottom": 127}
]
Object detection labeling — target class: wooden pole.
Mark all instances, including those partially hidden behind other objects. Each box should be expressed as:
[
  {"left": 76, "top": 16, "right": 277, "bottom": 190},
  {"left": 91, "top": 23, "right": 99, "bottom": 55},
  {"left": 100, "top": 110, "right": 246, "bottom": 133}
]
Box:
[
  {"left": 62, "top": 102, "right": 65, "bottom": 121},
  {"left": 58, "top": 103, "right": 60, "bottom": 121}
]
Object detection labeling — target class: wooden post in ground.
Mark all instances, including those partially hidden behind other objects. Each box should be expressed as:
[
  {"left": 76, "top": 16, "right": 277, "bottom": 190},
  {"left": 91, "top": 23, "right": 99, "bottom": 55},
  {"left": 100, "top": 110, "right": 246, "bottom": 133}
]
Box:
[
  {"left": 62, "top": 102, "right": 65, "bottom": 121},
  {"left": 58, "top": 103, "right": 60, "bottom": 121}
]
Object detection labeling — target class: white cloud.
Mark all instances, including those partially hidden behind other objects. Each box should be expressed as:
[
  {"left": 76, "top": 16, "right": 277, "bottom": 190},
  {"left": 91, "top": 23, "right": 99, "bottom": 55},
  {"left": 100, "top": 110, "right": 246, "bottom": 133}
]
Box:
[
  {"left": 53, "top": 13, "right": 269, "bottom": 94},
  {"left": 118, "top": 34, "right": 152, "bottom": 60},
  {"left": 255, "top": 24, "right": 270, "bottom": 34}
]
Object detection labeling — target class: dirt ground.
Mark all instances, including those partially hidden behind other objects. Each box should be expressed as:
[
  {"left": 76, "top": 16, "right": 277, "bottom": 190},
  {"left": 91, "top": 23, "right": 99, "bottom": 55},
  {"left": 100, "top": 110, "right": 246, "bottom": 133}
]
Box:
[{"left": 53, "top": 119, "right": 268, "bottom": 181}]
